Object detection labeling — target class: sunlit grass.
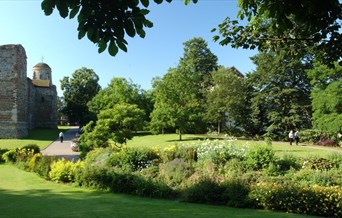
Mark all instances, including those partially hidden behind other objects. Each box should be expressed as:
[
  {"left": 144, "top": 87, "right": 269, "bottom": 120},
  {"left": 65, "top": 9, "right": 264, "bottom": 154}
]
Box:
[
  {"left": 127, "top": 133, "right": 342, "bottom": 158},
  {"left": 0, "top": 164, "right": 318, "bottom": 218},
  {"left": 0, "top": 126, "right": 71, "bottom": 150}
]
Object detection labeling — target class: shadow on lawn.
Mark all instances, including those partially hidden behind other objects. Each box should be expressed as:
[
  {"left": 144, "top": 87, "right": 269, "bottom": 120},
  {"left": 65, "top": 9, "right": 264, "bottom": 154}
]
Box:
[
  {"left": 0, "top": 188, "right": 310, "bottom": 218},
  {"left": 166, "top": 137, "right": 207, "bottom": 142}
]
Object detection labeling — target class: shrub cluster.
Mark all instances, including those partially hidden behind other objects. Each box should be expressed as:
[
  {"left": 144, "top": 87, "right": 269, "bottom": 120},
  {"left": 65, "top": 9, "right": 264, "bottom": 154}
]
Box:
[
  {"left": 2, "top": 140, "right": 342, "bottom": 217},
  {"left": 249, "top": 182, "right": 342, "bottom": 217}
]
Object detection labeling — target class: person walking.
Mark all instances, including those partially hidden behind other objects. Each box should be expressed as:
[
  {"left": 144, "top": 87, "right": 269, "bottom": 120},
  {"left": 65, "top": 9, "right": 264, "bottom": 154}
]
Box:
[
  {"left": 59, "top": 131, "right": 64, "bottom": 143},
  {"left": 294, "top": 130, "right": 299, "bottom": 145},
  {"left": 288, "top": 130, "right": 294, "bottom": 145}
]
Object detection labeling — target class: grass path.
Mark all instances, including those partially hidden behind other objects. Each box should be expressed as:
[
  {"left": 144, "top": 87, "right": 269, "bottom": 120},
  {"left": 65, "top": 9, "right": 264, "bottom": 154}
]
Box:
[{"left": 0, "top": 164, "right": 317, "bottom": 218}]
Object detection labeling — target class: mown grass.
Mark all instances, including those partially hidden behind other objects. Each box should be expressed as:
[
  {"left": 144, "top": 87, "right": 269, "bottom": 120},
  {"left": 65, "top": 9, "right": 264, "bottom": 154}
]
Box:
[
  {"left": 127, "top": 133, "right": 342, "bottom": 158},
  {"left": 0, "top": 164, "right": 318, "bottom": 218},
  {"left": 0, "top": 126, "right": 71, "bottom": 150}
]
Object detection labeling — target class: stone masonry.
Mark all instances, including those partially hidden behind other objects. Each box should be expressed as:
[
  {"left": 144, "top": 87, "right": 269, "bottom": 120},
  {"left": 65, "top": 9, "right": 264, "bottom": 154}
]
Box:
[{"left": 0, "top": 44, "right": 57, "bottom": 138}]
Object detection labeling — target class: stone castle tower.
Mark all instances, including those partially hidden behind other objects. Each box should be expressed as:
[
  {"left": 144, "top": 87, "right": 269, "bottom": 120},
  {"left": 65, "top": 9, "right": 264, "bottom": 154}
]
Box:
[{"left": 0, "top": 44, "right": 57, "bottom": 139}]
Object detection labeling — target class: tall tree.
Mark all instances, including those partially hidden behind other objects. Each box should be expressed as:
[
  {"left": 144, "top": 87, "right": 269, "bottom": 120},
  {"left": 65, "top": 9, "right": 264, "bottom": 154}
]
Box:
[
  {"left": 150, "top": 68, "right": 201, "bottom": 140},
  {"left": 205, "top": 67, "right": 245, "bottom": 134},
  {"left": 177, "top": 37, "right": 219, "bottom": 132},
  {"left": 213, "top": 0, "right": 341, "bottom": 66},
  {"left": 178, "top": 37, "right": 218, "bottom": 88},
  {"left": 88, "top": 77, "right": 152, "bottom": 124},
  {"left": 307, "top": 62, "right": 342, "bottom": 134},
  {"left": 61, "top": 67, "right": 101, "bottom": 126},
  {"left": 247, "top": 51, "right": 312, "bottom": 137}
]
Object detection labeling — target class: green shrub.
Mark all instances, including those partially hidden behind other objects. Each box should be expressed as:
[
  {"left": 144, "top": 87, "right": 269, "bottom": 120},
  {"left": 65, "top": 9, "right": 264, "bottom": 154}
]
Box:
[
  {"left": 33, "top": 155, "right": 56, "bottom": 179},
  {"left": 110, "top": 172, "right": 176, "bottom": 198},
  {"left": 21, "top": 144, "right": 40, "bottom": 154},
  {"left": 158, "top": 159, "right": 195, "bottom": 188},
  {"left": 84, "top": 147, "right": 113, "bottom": 167},
  {"left": 249, "top": 182, "right": 342, "bottom": 217},
  {"left": 326, "top": 153, "right": 342, "bottom": 168},
  {"left": 245, "top": 145, "right": 275, "bottom": 170},
  {"left": 107, "top": 147, "right": 159, "bottom": 172},
  {"left": 182, "top": 178, "right": 224, "bottom": 204},
  {"left": 27, "top": 153, "right": 43, "bottom": 172},
  {"left": 75, "top": 165, "right": 113, "bottom": 190},
  {"left": 221, "top": 179, "right": 250, "bottom": 207},
  {"left": 0, "top": 148, "right": 9, "bottom": 163},
  {"left": 292, "top": 168, "right": 342, "bottom": 186},
  {"left": 302, "top": 158, "right": 336, "bottom": 170},
  {"left": 263, "top": 155, "right": 301, "bottom": 176},
  {"left": 2, "top": 145, "right": 39, "bottom": 164},
  {"left": 49, "top": 159, "right": 83, "bottom": 183},
  {"left": 2, "top": 149, "right": 18, "bottom": 163}
]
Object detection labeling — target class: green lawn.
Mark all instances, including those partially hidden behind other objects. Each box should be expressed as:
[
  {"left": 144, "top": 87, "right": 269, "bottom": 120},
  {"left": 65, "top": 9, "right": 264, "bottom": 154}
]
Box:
[
  {"left": 127, "top": 133, "right": 342, "bottom": 158},
  {"left": 0, "top": 164, "right": 317, "bottom": 218},
  {"left": 0, "top": 126, "right": 71, "bottom": 150}
]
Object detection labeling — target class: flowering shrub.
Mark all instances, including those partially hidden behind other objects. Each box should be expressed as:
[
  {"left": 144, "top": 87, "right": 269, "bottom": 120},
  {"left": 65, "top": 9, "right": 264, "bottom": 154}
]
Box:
[
  {"left": 195, "top": 139, "right": 247, "bottom": 165},
  {"left": 49, "top": 159, "right": 84, "bottom": 183},
  {"left": 249, "top": 182, "right": 342, "bottom": 217}
]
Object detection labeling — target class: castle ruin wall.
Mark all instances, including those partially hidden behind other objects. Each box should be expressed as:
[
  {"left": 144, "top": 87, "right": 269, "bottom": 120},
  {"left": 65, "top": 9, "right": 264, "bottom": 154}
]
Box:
[{"left": 0, "top": 45, "right": 28, "bottom": 138}]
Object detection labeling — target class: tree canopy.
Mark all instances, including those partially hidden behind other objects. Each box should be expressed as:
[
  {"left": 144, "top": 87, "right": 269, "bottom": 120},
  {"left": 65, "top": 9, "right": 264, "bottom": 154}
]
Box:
[
  {"left": 212, "top": 0, "right": 341, "bottom": 66},
  {"left": 150, "top": 68, "right": 201, "bottom": 140},
  {"left": 41, "top": 0, "right": 197, "bottom": 56},
  {"left": 205, "top": 67, "right": 245, "bottom": 134},
  {"left": 245, "top": 51, "right": 312, "bottom": 136},
  {"left": 42, "top": 0, "right": 341, "bottom": 66},
  {"left": 60, "top": 67, "right": 101, "bottom": 126},
  {"left": 79, "top": 103, "right": 145, "bottom": 153},
  {"left": 307, "top": 62, "right": 342, "bottom": 133}
]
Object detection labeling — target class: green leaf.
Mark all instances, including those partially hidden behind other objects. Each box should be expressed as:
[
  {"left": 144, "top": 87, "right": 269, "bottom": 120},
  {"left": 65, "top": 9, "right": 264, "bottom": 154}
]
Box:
[
  {"left": 56, "top": 0, "right": 69, "bottom": 18},
  {"left": 97, "top": 39, "right": 107, "bottom": 53},
  {"left": 137, "top": 29, "right": 146, "bottom": 38},
  {"left": 124, "top": 20, "right": 136, "bottom": 37},
  {"left": 117, "top": 40, "right": 128, "bottom": 52},
  {"left": 154, "top": 0, "right": 163, "bottom": 4},
  {"left": 41, "top": 0, "right": 56, "bottom": 15},
  {"left": 78, "top": 28, "right": 86, "bottom": 39},
  {"left": 140, "top": 9, "right": 150, "bottom": 16},
  {"left": 143, "top": 19, "right": 153, "bottom": 28},
  {"left": 108, "top": 41, "right": 119, "bottom": 56},
  {"left": 213, "top": 35, "right": 220, "bottom": 42},
  {"left": 141, "top": 0, "right": 149, "bottom": 7},
  {"left": 87, "top": 27, "right": 94, "bottom": 41},
  {"left": 69, "top": 6, "right": 80, "bottom": 19}
]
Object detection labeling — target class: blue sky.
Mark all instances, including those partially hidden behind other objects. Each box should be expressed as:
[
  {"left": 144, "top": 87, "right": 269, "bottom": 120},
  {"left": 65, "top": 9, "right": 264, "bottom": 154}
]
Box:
[{"left": 0, "top": 0, "right": 257, "bottom": 96}]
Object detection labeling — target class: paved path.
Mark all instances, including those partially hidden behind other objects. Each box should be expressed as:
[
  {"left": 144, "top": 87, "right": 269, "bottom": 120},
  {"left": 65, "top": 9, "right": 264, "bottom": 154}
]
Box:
[{"left": 41, "top": 126, "right": 80, "bottom": 161}]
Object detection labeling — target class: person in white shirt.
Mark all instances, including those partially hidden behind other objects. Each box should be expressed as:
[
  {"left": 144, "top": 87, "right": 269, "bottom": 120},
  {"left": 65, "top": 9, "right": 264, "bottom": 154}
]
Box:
[
  {"left": 59, "top": 132, "right": 64, "bottom": 143},
  {"left": 294, "top": 130, "right": 299, "bottom": 145},
  {"left": 288, "top": 130, "right": 294, "bottom": 145}
]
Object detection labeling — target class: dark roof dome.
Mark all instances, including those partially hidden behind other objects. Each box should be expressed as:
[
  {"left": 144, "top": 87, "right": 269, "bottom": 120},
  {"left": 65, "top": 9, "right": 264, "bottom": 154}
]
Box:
[{"left": 33, "top": 62, "right": 51, "bottom": 69}]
